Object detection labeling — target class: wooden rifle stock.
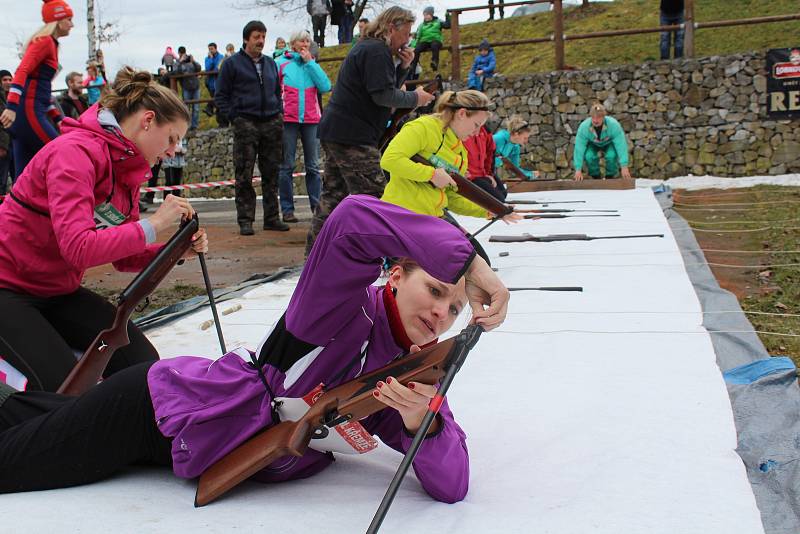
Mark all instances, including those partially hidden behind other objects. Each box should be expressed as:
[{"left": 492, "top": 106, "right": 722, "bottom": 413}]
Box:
[
  {"left": 489, "top": 233, "right": 664, "bottom": 243},
  {"left": 410, "top": 154, "right": 513, "bottom": 218},
  {"left": 379, "top": 75, "right": 442, "bottom": 151},
  {"left": 195, "top": 326, "right": 483, "bottom": 507},
  {"left": 57, "top": 216, "right": 200, "bottom": 396},
  {"left": 499, "top": 155, "right": 530, "bottom": 182}
]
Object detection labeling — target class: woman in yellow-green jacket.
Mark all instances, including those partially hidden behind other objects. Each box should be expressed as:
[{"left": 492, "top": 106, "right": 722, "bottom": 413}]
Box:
[{"left": 381, "top": 90, "right": 515, "bottom": 221}]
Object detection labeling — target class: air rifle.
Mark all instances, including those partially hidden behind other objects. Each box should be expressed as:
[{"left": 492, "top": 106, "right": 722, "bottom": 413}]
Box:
[
  {"left": 509, "top": 199, "right": 585, "bottom": 205},
  {"left": 522, "top": 213, "right": 619, "bottom": 219},
  {"left": 195, "top": 325, "right": 484, "bottom": 508},
  {"left": 489, "top": 233, "right": 664, "bottom": 243},
  {"left": 499, "top": 155, "right": 556, "bottom": 184},
  {"left": 410, "top": 154, "right": 513, "bottom": 218},
  {"left": 57, "top": 215, "right": 200, "bottom": 396},
  {"left": 379, "top": 75, "right": 443, "bottom": 151},
  {"left": 515, "top": 208, "right": 618, "bottom": 214}
]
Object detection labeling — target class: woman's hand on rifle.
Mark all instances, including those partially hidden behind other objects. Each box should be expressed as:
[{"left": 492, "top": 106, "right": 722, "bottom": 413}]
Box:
[
  {"left": 501, "top": 211, "right": 522, "bottom": 224},
  {"left": 184, "top": 227, "right": 208, "bottom": 258},
  {"left": 465, "top": 254, "right": 509, "bottom": 331},
  {"left": 431, "top": 168, "right": 456, "bottom": 189},
  {"left": 147, "top": 195, "right": 196, "bottom": 234},
  {"left": 373, "top": 369, "right": 441, "bottom": 435}
]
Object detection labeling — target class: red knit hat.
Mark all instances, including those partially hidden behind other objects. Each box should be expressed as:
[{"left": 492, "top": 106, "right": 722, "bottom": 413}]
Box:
[{"left": 42, "top": 0, "right": 73, "bottom": 23}]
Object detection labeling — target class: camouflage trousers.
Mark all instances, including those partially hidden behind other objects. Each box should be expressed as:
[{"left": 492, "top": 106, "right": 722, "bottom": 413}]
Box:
[
  {"left": 305, "top": 142, "right": 386, "bottom": 256},
  {"left": 232, "top": 115, "right": 283, "bottom": 226}
]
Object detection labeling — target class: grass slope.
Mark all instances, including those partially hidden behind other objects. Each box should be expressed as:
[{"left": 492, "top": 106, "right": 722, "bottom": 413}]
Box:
[{"left": 317, "top": 0, "right": 800, "bottom": 83}]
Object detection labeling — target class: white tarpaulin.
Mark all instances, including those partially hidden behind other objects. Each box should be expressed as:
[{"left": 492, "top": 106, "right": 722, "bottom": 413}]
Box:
[{"left": 0, "top": 188, "right": 765, "bottom": 534}]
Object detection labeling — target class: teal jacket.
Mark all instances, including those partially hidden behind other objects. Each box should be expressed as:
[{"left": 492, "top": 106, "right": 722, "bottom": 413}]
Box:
[
  {"left": 573, "top": 116, "right": 629, "bottom": 169},
  {"left": 493, "top": 129, "right": 534, "bottom": 179}
]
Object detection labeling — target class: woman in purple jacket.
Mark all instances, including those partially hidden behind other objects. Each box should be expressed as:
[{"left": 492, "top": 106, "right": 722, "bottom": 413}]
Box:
[{"left": 0, "top": 195, "right": 508, "bottom": 503}]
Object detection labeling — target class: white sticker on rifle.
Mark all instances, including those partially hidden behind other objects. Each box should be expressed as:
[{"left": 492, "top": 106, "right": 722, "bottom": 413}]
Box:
[{"left": 275, "top": 383, "right": 378, "bottom": 455}]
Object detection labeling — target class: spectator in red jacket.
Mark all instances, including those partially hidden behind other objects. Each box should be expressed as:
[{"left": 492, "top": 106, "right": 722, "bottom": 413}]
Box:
[{"left": 463, "top": 124, "right": 506, "bottom": 201}]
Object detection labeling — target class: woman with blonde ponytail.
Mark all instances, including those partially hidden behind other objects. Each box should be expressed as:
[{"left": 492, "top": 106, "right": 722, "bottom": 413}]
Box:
[
  {"left": 0, "top": 1, "right": 74, "bottom": 176},
  {"left": 0, "top": 67, "right": 208, "bottom": 393},
  {"left": 381, "top": 89, "right": 519, "bottom": 224}
]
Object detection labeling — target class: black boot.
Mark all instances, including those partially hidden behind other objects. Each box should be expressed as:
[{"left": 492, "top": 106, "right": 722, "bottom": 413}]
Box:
[
  {"left": 239, "top": 222, "right": 255, "bottom": 236},
  {"left": 263, "top": 219, "right": 290, "bottom": 232}
]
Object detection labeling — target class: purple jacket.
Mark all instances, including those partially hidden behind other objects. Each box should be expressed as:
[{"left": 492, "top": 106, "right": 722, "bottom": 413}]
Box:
[{"left": 147, "top": 195, "right": 476, "bottom": 503}]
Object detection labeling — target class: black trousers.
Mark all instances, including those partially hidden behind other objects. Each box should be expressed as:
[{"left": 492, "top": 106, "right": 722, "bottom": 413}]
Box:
[
  {"left": 0, "top": 362, "right": 172, "bottom": 493},
  {"left": 410, "top": 41, "right": 443, "bottom": 78},
  {"left": 472, "top": 176, "right": 508, "bottom": 202},
  {"left": 0, "top": 287, "right": 159, "bottom": 392}
]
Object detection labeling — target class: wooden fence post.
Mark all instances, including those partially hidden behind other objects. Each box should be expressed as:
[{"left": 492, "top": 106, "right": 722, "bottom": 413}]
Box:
[
  {"left": 553, "top": 0, "right": 565, "bottom": 70},
  {"left": 684, "top": 0, "right": 695, "bottom": 58},
  {"left": 450, "top": 9, "right": 461, "bottom": 82}
]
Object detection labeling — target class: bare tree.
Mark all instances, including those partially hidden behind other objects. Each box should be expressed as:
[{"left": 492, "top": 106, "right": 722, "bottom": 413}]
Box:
[{"left": 87, "top": 0, "right": 122, "bottom": 61}]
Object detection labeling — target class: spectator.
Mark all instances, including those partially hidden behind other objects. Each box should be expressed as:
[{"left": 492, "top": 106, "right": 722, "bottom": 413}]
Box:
[
  {"left": 494, "top": 115, "right": 538, "bottom": 180},
  {"left": 488, "top": 0, "right": 504, "bottom": 21},
  {"left": 156, "top": 66, "right": 170, "bottom": 87},
  {"left": 573, "top": 103, "right": 632, "bottom": 180},
  {"left": 204, "top": 42, "right": 224, "bottom": 117},
  {"left": 351, "top": 16, "right": 368, "bottom": 45},
  {"left": 308, "top": 0, "right": 331, "bottom": 48},
  {"left": 94, "top": 48, "right": 107, "bottom": 80},
  {"left": 0, "top": 69, "right": 12, "bottom": 199},
  {"left": 467, "top": 39, "right": 496, "bottom": 90},
  {"left": 215, "top": 20, "right": 288, "bottom": 235},
  {"left": 276, "top": 30, "right": 331, "bottom": 224},
  {"left": 308, "top": 6, "right": 436, "bottom": 255},
  {"left": 161, "top": 137, "right": 186, "bottom": 198},
  {"left": 176, "top": 47, "right": 202, "bottom": 130},
  {"left": 409, "top": 6, "right": 448, "bottom": 76},
  {"left": 224, "top": 43, "right": 235, "bottom": 59},
  {"left": 161, "top": 46, "right": 178, "bottom": 72},
  {"left": 83, "top": 61, "right": 106, "bottom": 105},
  {"left": 58, "top": 71, "right": 89, "bottom": 120},
  {"left": 272, "top": 37, "right": 288, "bottom": 59},
  {"left": 660, "top": 0, "right": 684, "bottom": 60},
  {"left": 332, "top": 0, "right": 355, "bottom": 45},
  {"left": 0, "top": 0, "right": 73, "bottom": 178},
  {"left": 464, "top": 124, "right": 506, "bottom": 201}
]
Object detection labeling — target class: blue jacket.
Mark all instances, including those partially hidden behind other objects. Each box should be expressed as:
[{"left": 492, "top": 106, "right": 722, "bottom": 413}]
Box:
[
  {"left": 215, "top": 49, "right": 282, "bottom": 122},
  {"left": 470, "top": 50, "right": 496, "bottom": 78},
  {"left": 493, "top": 129, "right": 534, "bottom": 179},
  {"left": 204, "top": 51, "right": 224, "bottom": 92}
]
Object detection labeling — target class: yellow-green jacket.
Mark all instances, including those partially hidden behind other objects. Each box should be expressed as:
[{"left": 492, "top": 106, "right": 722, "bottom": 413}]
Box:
[{"left": 380, "top": 115, "right": 488, "bottom": 219}]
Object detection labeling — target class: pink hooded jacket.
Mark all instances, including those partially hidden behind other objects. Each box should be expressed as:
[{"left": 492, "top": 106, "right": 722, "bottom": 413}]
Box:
[{"left": 0, "top": 104, "right": 162, "bottom": 297}]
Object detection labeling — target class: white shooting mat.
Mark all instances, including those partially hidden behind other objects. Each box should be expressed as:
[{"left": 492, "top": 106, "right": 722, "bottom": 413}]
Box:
[{"left": 0, "top": 188, "right": 765, "bottom": 534}]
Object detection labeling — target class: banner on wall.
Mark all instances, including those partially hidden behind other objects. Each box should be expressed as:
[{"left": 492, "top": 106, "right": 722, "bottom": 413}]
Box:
[{"left": 766, "top": 48, "right": 800, "bottom": 119}]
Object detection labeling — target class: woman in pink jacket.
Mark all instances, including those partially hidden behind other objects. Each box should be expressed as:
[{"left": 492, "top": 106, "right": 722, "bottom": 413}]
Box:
[{"left": 0, "top": 67, "right": 208, "bottom": 392}]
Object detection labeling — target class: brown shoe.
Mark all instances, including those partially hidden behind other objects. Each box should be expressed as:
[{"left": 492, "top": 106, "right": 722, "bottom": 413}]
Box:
[{"left": 283, "top": 212, "right": 299, "bottom": 223}]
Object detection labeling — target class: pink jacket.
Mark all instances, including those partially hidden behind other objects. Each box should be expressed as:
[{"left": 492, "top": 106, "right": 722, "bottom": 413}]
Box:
[{"left": 0, "top": 104, "right": 162, "bottom": 297}]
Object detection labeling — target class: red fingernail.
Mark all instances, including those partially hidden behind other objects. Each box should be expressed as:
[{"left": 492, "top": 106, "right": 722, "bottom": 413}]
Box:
[
  {"left": 408, "top": 383, "right": 415, "bottom": 390},
  {"left": 386, "top": 377, "right": 393, "bottom": 384},
  {"left": 377, "top": 382, "right": 383, "bottom": 389},
  {"left": 373, "top": 391, "right": 380, "bottom": 397}
]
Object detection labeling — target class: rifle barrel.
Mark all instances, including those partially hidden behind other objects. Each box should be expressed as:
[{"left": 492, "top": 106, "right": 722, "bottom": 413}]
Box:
[{"left": 508, "top": 287, "right": 583, "bottom": 292}]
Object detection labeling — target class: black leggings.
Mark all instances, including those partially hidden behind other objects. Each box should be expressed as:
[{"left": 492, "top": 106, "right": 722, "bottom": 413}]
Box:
[
  {"left": 0, "top": 362, "right": 172, "bottom": 493},
  {"left": 472, "top": 176, "right": 508, "bottom": 202},
  {"left": 0, "top": 287, "right": 159, "bottom": 392}
]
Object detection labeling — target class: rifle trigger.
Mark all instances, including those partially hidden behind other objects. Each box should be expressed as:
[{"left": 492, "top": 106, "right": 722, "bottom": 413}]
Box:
[
  {"left": 324, "top": 411, "right": 352, "bottom": 428},
  {"left": 135, "top": 297, "right": 150, "bottom": 313}
]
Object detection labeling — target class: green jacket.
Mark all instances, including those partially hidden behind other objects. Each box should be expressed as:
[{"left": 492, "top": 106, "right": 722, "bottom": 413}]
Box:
[
  {"left": 573, "top": 116, "right": 629, "bottom": 169},
  {"left": 381, "top": 115, "right": 487, "bottom": 219},
  {"left": 415, "top": 17, "right": 446, "bottom": 44}
]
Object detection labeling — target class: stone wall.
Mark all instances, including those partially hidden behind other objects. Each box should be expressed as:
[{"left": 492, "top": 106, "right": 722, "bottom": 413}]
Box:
[
  {"left": 483, "top": 50, "right": 800, "bottom": 180},
  {"left": 181, "top": 50, "right": 800, "bottom": 190}
]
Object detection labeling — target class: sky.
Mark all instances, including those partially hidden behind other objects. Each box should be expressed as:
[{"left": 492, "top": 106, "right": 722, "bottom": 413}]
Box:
[{"left": 0, "top": 0, "right": 590, "bottom": 90}]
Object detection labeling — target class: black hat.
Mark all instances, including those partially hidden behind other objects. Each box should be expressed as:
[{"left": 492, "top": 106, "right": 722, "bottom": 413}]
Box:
[
  {"left": 0, "top": 69, "right": 11, "bottom": 79},
  {"left": 478, "top": 39, "right": 491, "bottom": 51}
]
